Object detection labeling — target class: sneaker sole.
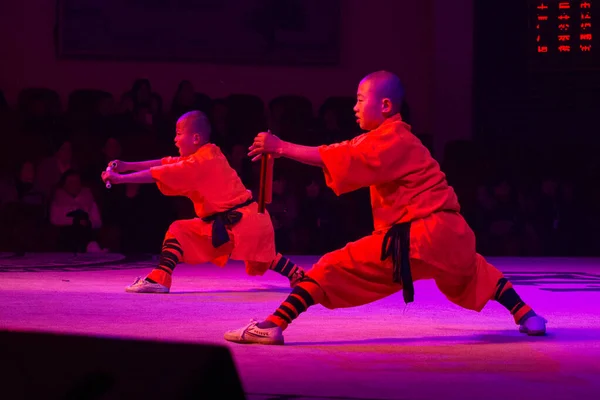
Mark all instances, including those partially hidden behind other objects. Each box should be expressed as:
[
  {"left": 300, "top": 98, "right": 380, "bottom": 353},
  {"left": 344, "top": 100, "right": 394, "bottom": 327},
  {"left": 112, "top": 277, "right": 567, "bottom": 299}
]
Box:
[
  {"left": 226, "top": 339, "right": 285, "bottom": 345},
  {"left": 125, "top": 288, "right": 170, "bottom": 294},
  {"left": 523, "top": 330, "right": 546, "bottom": 336},
  {"left": 224, "top": 335, "right": 284, "bottom": 346},
  {"left": 519, "top": 327, "right": 546, "bottom": 336}
]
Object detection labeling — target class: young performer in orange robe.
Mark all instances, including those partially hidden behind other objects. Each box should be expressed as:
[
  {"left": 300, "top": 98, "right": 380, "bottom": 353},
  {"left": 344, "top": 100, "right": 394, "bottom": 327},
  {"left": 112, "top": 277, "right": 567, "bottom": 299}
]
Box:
[
  {"left": 101, "top": 111, "right": 305, "bottom": 293},
  {"left": 224, "top": 71, "right": 547, "bottom": 345}
]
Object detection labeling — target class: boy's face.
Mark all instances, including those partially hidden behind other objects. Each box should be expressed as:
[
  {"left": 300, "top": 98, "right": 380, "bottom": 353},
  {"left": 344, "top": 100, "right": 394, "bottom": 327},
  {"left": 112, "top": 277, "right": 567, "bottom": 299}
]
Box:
[
  {"left": 174, "top": 113, "right": 209, "bottom": 156},
  {"left": 174, "top": 122, "right": 199, "bottom": 157}
]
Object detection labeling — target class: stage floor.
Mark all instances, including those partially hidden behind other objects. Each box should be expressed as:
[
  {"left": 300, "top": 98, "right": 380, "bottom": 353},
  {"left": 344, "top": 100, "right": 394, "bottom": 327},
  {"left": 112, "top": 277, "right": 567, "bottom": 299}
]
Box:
[{"left": 1, "top": 253, "right": 600, "bottom": 400}]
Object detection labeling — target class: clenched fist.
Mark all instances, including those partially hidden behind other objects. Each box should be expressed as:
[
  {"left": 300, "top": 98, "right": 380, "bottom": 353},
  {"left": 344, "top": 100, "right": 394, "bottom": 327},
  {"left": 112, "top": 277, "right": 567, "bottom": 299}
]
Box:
[{"left": 247, "top": 132, "right": 284, "bottom": 162}]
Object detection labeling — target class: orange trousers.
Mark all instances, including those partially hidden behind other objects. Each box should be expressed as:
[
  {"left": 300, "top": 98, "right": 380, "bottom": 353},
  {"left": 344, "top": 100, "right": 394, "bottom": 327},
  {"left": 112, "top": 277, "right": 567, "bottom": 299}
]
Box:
[
  {"left": 305, "top": 211, "right": 504, "bottom": 312},
  {"left": 166, "top": 203, "right": 276, "bottom": 275}
]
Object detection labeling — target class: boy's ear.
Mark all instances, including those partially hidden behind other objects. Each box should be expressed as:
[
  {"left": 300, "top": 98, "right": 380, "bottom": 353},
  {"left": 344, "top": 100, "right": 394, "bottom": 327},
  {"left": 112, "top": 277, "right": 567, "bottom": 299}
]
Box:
[{"left": 381, "top": 98, "right": 393, "bottom": 113}]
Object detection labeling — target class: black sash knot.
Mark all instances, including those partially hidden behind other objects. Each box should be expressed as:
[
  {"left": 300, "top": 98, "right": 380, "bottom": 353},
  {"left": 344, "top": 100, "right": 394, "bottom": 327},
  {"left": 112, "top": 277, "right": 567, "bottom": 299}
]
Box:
[
  {"left": 380, "top": 221, "right": 414, "bottom": 304},
  {"left": 201, "top": 198, "right": 254, "bottom": 248}
]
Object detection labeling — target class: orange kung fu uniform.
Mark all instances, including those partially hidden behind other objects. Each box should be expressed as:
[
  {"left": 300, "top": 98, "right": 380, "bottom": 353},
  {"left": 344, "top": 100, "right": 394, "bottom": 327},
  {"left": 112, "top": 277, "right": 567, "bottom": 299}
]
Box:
[
  {"left": 149, "top": 143, "right": 275, "bottom": 274},
  {"left": 305, "top": 114, "right": 507, "bottom": 317}
]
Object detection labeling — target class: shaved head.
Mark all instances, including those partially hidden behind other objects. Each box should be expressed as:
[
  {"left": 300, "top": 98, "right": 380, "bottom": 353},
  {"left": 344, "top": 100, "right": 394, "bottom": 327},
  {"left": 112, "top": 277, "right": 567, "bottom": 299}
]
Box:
[
  {"left": 175, "top": 110, "right": 211, "bottom": 156},
  {"left": 354, "top": 70, "right": 406, "bottom": 131},
  {"left": 177, "top": 110, "right": 211, "bottom": 142},
  {"left": 361, "top": 70, "right": 405, "bottom": 110}
]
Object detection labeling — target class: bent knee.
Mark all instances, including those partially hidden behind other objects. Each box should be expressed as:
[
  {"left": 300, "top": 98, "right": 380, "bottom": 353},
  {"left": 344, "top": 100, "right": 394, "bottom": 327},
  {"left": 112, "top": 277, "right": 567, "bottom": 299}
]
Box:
[
  {"left": 167, "top": 219, "right": 187, "bottom": 232},
  {"left": 167, "top": 219, "right": 199, "bottom": 237},
  {"left": 245, "top": 261, "right": 270, "bottom": 276},
  {"left": 167, "top": 220, "right": 180, "bottom": 235}
]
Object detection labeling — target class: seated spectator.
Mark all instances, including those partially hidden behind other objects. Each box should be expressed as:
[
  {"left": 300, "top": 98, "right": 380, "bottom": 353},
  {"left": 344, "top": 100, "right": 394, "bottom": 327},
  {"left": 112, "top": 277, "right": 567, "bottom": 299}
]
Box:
[
  {"left": 34, "top": 139, "right": 75, "bottom": 201},
  {"left": 0, "top": 160, "right": 44, "bottom": 206},
  {"left": 170, "top": 80, "right": 196, "bottom": 119},
  {"left": 474, "top": 176, "right": 525, "bottom": 255},
  {"left": 0, "top": 161, "right": 46, "bottom": 253},
  {"left": 267, "top": 172, "right": 299, "bottom": 253},
  {"left": 50, "top": 169, "right": 102, "bottom": 253},
  {"left": 131, "top": 78, "right": 152, "bottom": 108},
  {"left": 296, "top": 173, "right": 339, "bottom": 254},
  {"left": 83, "top": 136, "right": 122, "bottom": 188}
]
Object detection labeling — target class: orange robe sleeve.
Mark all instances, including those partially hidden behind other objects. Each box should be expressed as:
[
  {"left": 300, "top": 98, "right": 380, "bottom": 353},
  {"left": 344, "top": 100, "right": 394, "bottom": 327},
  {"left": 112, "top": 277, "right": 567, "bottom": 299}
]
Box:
[
  {"left": 150, "top": 157, "right": 198, "bottom": 197},
  {"left": 161, "top": 156, "right": 182, "bottom": 165},
  {"left": 318, "top": 129, "right": 409, "bottom": 196},
  {"left": 149, "top": 145, "right": 252, "bottom": 217}
]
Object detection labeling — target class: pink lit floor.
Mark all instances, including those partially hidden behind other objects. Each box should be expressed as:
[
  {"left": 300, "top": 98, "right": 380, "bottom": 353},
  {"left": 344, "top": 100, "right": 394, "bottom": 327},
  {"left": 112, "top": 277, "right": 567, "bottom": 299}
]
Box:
[{"left": 1, "top": 253, "right": 599, "bottom": 400}]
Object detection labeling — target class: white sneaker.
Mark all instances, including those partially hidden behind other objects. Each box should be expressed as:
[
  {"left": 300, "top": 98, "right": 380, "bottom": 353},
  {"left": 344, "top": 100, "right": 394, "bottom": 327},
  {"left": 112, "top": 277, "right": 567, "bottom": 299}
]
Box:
[
  {"left": 224, "top": 319, "right": 284, "bottom": 345},
  {"left": 519, "top": 315, "right": 547, "bottom": 336},
  {"left": 125, "top": 276, "right": 170, "bottom": 294}
]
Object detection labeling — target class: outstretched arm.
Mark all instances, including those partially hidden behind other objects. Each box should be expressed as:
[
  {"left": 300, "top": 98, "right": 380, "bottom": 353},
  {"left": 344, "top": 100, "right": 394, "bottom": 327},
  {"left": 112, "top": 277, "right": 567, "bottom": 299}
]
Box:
[
  {"left": 124, "top": 160, "right": 163, "bottom": 171},
  {"left": 110, "top": 159, "right": 163, "bottom": 172},
  {"left": 279, "top": 141, "right": 324, "bottom": 167},
  {"left": 101, "top": 170, "right": 155, "bottom": 185},
  {"left": 248, "top": 132, "right": 325, "bottom": 168}
]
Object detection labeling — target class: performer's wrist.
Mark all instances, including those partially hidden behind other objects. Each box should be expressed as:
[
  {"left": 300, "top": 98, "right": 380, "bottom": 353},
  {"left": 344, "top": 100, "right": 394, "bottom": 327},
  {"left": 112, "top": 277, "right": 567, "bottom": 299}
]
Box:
[{"left": 278, "top": 141, "right": 289, "bottom": 157}]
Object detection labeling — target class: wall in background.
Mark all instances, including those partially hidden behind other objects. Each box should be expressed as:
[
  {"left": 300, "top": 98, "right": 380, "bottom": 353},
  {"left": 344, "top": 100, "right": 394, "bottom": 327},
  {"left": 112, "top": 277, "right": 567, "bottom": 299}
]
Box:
[{"left": 0, "top": 0, "right": 473, "bottom": 158}]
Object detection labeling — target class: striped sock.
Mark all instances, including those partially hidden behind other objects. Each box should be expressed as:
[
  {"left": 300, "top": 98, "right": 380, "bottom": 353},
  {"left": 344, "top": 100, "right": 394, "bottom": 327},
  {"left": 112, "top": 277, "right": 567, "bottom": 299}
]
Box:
[
  {"left": 269, "top": 254, "right": 305, "bottom": 281},
  {"left": 494, "top": 277, "right": 535, "bottom": 324},
  {"left": 145, "top": 238, "right": 183, "bottom": 288},
  {"left": 262, "top": 278, "right": 323, "bottom": 330}
]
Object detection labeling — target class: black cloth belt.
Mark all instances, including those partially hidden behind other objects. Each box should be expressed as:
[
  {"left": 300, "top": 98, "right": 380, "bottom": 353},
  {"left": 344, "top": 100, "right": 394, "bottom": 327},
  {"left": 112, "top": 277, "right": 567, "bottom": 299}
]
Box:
[
  {"left": 380, "top": 221, "right": 414, "bottom": 304},
  {"left": 201, "top": 198, "right": 254, "bottom": 248}
]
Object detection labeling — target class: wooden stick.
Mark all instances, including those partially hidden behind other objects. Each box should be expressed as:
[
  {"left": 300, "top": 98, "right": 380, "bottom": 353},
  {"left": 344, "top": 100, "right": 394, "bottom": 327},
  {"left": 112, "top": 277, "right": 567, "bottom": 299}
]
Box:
[
  {"left": 264, "top": 154, "right": 274, "bottom": 204},
  {"left": 258, "top": 154, "right": 273, "bottom": 213}
]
